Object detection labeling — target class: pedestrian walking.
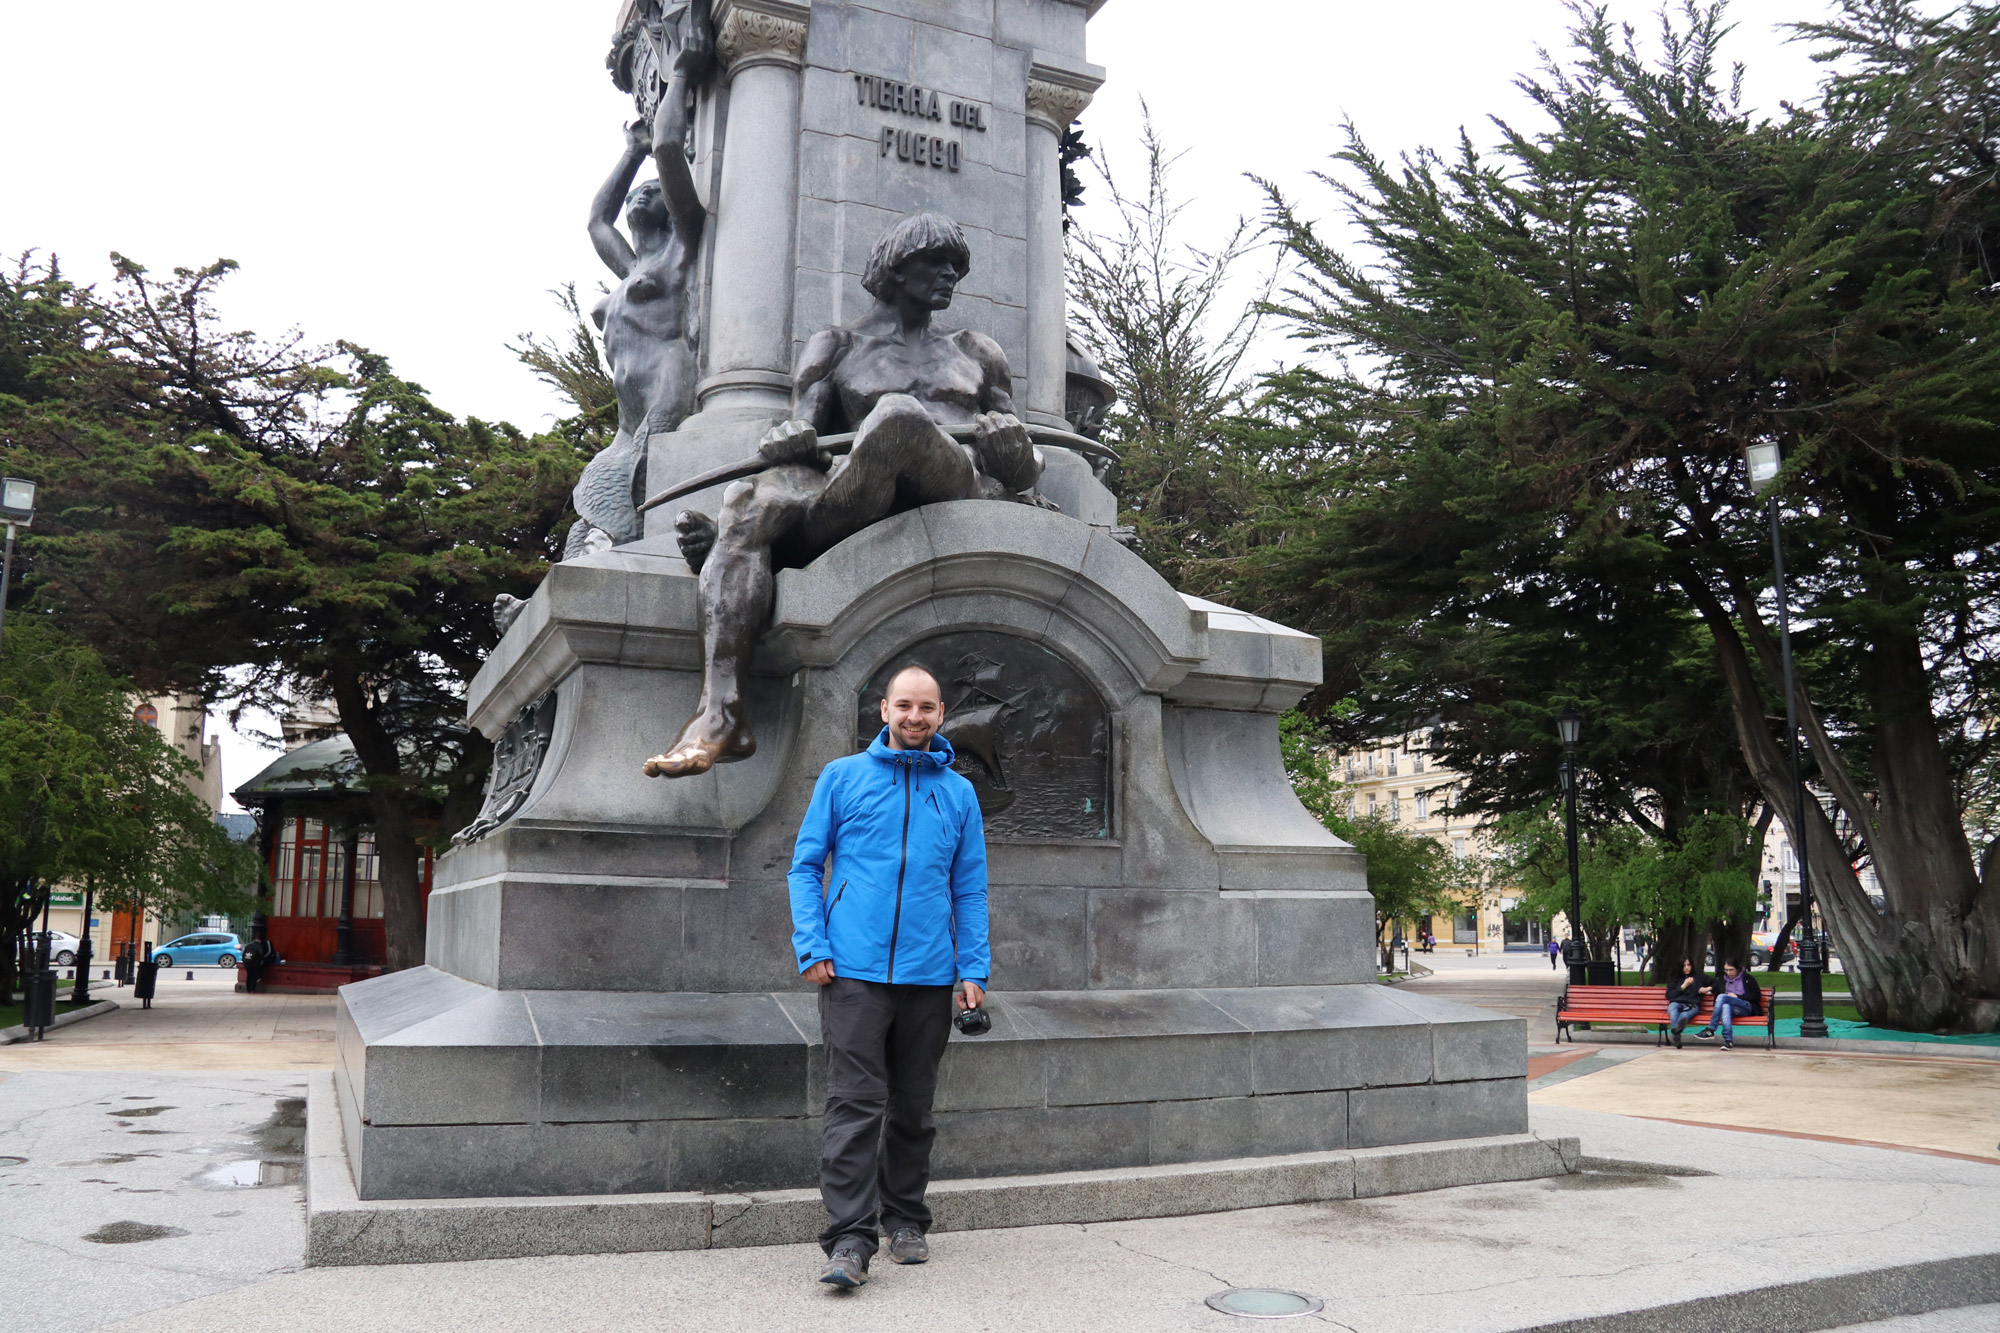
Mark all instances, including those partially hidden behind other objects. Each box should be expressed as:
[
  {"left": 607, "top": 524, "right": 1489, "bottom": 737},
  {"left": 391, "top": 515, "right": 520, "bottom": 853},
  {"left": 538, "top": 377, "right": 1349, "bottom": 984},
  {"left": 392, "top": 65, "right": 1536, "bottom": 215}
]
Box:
[
  {"left": 1549, "top": 936, "right": 1561, "bottom": 970},
  {"left": 788, "top": 664, "right": 991, "bottom": 1290},
  {"left": 242, "top": 920, "right": 279, "bottom": 994}
]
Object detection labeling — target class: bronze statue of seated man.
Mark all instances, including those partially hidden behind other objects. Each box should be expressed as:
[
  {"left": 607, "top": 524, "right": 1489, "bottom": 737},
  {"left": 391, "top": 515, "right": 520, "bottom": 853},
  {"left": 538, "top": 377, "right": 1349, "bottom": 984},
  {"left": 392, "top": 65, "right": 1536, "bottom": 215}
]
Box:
[{"left": 646, "top": 211, "right": 1044, "bottom": 778}]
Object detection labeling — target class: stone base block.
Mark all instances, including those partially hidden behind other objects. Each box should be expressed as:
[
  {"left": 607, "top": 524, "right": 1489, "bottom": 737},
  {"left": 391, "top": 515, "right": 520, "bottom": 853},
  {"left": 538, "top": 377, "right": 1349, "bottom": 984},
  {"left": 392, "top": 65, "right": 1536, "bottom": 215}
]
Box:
[
  {"left": 305, "top": 1071, "right": 1576, "bottom": 1266},
  {"left": 334, "top": 967, "right": 1529, "bottom": 1200}
]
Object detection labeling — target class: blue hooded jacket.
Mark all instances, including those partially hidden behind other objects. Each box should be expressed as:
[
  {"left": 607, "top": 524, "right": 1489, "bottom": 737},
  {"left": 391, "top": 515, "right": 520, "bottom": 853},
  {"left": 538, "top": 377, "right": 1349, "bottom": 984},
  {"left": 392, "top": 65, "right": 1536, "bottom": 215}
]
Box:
[{"left": 788, "top": 728, "right": 991, "bottom": 986}]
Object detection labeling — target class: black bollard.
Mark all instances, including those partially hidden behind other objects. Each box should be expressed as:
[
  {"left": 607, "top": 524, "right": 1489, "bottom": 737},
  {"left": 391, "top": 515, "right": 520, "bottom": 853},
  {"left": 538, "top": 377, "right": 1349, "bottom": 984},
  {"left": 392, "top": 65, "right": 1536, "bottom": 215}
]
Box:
[{"left": 134, "top": 959, "right": 158, "bottom": 1009}]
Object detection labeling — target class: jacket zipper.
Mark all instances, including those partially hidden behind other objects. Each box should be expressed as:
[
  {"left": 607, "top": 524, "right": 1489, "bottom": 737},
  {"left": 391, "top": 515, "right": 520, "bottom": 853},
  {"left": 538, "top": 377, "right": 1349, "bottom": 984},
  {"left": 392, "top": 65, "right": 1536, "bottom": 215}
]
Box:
[
  {"left": 824, "top": 879, "right": 847, "bottom": 927},
  {"left": 887, "top": 764, "right": 912, "bottom": 982}
]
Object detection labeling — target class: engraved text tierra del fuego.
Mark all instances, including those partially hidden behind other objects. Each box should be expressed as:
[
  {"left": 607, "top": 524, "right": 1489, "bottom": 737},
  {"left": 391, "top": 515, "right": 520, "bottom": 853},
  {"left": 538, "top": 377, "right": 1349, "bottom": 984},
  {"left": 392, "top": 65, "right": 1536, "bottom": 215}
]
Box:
[{"left": 855, "top": 73, "right": 987, "bottom": 172}]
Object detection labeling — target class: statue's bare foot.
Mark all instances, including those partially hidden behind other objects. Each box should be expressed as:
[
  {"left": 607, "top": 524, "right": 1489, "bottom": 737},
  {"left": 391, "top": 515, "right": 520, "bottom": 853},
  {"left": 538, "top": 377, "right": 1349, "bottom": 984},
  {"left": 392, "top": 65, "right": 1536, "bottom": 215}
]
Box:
[
  {"left": 675, "top": 509, "right": 716, "bottom": 574},
  {"left": 643, "top": 710, "right": 756, "bottom": 778}
]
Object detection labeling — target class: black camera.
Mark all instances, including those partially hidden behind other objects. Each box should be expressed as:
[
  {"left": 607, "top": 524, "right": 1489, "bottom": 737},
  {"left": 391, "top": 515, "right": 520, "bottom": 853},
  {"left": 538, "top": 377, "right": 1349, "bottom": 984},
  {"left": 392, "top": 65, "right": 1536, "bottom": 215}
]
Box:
[{"left": 953, "top": 1004, "right": 991, "bottom": 1036}]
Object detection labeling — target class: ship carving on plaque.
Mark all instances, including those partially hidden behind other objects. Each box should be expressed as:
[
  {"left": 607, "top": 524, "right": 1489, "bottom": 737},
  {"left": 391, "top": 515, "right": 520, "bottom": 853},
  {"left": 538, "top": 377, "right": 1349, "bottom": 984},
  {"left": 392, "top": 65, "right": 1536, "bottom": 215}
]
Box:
[{"left": 856, "top": 632, "right": 1110, "bottom": 839}]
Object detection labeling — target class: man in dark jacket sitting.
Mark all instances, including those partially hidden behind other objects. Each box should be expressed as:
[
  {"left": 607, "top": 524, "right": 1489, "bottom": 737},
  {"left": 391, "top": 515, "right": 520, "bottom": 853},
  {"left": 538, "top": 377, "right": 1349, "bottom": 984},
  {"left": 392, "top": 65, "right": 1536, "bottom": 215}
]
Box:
[
  {"left": 789, "top": 664, "right": 991, "bottom": 1290},
  {"left": 1695, "top": 960, "right": 1762, "bottom": 1049}
]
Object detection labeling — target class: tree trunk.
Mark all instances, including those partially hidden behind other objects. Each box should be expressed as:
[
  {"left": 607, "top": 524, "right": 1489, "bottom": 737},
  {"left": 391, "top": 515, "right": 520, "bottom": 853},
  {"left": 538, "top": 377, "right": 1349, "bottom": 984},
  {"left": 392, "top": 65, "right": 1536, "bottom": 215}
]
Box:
[
  {"left": 1652, "top": 918, "right": 1704, "bottom": 982},
  {"left": 328, "top": 669, "right": 428, "bottom": 974},
  {"left": 1709, "top": 916, "right": 1753, "bottom": 973},
  {"left": 370, "top": 793, "right": 426, "bottom": 973},
  {"left": 1688, "top": 580, "right": 2000, "bottom": 1032}
]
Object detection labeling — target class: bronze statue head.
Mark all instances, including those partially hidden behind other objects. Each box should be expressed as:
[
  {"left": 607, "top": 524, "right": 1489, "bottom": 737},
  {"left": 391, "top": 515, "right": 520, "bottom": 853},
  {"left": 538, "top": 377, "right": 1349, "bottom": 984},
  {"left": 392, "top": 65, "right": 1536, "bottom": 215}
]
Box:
[{"left": 862, "top": 213, "right": 973, "bottom": 307}]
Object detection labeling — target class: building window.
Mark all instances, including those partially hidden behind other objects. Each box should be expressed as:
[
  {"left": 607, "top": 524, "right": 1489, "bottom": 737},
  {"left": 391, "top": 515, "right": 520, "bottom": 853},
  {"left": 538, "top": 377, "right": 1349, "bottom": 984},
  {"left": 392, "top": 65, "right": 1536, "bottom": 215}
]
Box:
[
  {"left": 1416, "top": 791, "right": 1429, "bottom": 821},
  {"left": 1346, "top": 758, "right": 1357, "bottom": 781},
  {"left": 1453, "top": 837, "right": 1467, "bottom": 860},
  {"left": 273, "top": 817, "right": 394, "bottom": 920},
  {"left": 133, "top": 703, "right": 159, "bottom": 728},
  {"left": 1387, "top": 752, "right": 1399, "bottom": 776},
  {"left": 1367, "top": 794, "right": 1377, "bottom": 816},
  {"left": 1413, "top": 750, "right": 1425, "bottom": 774},
  {"left": 1365, "top": 754, "right": 1376, "bottom": 777},
  {"left": 1389, "top": 792, "right": 1401, "bottom": 822}
]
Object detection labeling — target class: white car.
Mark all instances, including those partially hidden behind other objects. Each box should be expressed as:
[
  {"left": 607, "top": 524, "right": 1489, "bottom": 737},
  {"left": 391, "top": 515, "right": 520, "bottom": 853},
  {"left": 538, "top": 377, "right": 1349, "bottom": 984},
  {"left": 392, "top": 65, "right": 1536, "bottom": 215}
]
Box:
[{"left": 33, "top": 930, "right": 83, "bottom": 966}]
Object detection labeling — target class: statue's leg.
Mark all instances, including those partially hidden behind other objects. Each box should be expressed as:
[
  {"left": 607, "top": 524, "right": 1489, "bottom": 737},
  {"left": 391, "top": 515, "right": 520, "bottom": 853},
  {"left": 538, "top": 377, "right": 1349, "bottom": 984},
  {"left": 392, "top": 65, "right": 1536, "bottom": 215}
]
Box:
[
  {"left": 798, "top": 395, "right": 981, "bottom": 550},
  {"left": 644, "top": 464, "right": 824, "bottom": 779}
]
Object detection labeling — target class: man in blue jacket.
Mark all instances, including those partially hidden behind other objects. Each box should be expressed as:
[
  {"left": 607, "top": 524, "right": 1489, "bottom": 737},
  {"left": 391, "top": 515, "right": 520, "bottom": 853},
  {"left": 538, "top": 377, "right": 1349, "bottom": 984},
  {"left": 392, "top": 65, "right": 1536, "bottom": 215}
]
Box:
[{"left": 789, "top": 663, "right": 990, "bottom": 1289}]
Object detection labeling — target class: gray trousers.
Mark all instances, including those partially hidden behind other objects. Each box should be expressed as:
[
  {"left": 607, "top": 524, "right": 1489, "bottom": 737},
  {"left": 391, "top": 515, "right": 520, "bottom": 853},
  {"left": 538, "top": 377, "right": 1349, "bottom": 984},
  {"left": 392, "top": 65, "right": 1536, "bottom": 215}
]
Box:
[{"left": 816, "top": 977, "right": 955, "bottom": 1256}]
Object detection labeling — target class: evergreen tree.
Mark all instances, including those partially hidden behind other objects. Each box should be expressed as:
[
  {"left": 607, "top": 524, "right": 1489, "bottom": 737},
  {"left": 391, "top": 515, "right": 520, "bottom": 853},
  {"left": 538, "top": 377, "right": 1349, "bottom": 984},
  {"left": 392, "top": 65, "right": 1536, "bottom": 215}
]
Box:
[
  {"left": 1, "top": 255, "right": 586, "bottom": 971},
  {"left": 1254, "top": 1, "right": 2000, "bottom": 1030}
]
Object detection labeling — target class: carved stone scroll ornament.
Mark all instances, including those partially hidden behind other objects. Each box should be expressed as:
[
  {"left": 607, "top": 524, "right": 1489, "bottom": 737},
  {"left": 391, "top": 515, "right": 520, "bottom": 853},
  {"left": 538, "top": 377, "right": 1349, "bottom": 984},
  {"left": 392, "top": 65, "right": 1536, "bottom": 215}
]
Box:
[
  {"left": 715, "top": 3, "right": 808, "bottom": 73},
  {"left": 452, "top": 691, "right": 558, "bottom": 846},
  {"left": 1025, "top": 78, "right": 1094, "bottom": 133}
]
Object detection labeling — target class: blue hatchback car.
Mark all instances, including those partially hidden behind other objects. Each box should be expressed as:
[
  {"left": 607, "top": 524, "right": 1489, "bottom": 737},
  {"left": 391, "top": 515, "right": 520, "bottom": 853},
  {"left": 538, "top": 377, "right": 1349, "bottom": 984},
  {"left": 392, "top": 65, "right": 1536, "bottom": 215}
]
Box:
[{"left": 152, "top": 932, "right": 242, "bottom": 968}]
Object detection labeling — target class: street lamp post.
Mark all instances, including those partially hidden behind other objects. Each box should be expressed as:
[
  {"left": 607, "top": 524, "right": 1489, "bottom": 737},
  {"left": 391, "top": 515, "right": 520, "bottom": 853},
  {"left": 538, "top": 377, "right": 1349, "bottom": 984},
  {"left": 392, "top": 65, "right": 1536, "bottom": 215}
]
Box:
[
  {"left": 0, "top": 476, "right": 37, "bottom": 651},
  {"left": 1557, "top": 705, "right": 1588, "bottom": 986},
  {"left": 1744, "top": 443, "right": 1828, "bottom": 1039}
]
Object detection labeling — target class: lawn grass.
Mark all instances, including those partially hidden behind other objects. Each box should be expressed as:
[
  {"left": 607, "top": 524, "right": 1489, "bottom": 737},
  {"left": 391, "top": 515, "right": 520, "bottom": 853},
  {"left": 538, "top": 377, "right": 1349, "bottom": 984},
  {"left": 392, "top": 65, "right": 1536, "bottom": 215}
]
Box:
[
  {"left": 1614, "top": 970, "right": 1849, "bottom": 995},
  {"left": 0, "top": 987, "right": 85, "bottom": 1032}
]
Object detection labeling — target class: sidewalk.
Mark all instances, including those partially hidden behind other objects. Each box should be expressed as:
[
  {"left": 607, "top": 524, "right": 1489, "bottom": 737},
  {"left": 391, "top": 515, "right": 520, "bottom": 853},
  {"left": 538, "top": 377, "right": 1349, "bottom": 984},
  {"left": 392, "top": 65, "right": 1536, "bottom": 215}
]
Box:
[
  {"left": 0, "top": 967, "right": 335, "bottom": 1073},
  {"left": 0, "top": 1081, "right": 1988, "bottom": 1333}
]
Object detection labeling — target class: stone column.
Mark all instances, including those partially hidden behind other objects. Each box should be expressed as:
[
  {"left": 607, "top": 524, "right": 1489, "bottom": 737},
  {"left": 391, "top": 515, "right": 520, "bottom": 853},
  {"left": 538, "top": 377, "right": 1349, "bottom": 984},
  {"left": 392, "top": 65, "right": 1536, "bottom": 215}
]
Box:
[
  {"left": 1023, "top": 58, "right": 1101, "bottom": 429},
  {"left": 698, "top": 0, "right": 812, "bottom": 420}
]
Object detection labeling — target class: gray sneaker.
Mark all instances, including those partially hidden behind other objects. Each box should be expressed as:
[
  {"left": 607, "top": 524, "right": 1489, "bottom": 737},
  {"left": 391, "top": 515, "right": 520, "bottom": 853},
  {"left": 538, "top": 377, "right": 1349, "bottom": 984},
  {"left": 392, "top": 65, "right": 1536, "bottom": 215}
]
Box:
[
  {"left": 818, "top": 1239, "right": 869, "bottom": 1288},
  {"left": 887, "top": 1226, "right": 929, "bottom": 1264}
]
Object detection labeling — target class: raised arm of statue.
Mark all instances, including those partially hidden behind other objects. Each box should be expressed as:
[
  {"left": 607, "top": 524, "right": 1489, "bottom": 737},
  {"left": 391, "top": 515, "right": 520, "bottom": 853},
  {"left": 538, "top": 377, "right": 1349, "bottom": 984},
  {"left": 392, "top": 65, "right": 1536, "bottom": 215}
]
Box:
[
  {"left": 649, "top": 65, "right": 706, "bottom": 247},
  {"left": 589, "top": 120, "right": 651, "bottom": 280}
]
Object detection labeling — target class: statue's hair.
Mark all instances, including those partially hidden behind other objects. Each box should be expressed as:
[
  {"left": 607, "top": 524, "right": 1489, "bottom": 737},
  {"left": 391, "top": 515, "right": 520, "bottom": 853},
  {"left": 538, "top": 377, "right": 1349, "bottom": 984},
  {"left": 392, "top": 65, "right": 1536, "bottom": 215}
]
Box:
[{"left": 861, "top": 213, "right": 972, "bottom": 301}]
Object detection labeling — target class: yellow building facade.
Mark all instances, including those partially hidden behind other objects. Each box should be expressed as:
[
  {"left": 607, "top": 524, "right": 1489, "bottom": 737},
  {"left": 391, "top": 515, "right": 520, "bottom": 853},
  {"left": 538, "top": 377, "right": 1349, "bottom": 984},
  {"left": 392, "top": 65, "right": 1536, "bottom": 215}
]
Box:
[{"left": 1330, "top": 730, "right": 1552, "bottom": 957}]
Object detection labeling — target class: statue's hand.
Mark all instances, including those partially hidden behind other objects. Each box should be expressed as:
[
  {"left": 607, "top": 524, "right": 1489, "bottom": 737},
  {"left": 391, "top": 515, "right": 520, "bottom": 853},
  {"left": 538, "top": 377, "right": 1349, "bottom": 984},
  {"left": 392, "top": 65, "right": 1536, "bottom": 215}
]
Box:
[
  {"left": 973, "top": 412, "right": 1039, "bottom": 490},
  {"left": 675, "top": 14, "right": 712, "bottom": 78},
  {"left": 675, "top": 509, "right": 717, "bottom": 574},
  {"left": 758, "top": 419, "right": 829, "bottom": 470},
  {"left": 625, "top": 118, "right": 653, "bottom": 156}
]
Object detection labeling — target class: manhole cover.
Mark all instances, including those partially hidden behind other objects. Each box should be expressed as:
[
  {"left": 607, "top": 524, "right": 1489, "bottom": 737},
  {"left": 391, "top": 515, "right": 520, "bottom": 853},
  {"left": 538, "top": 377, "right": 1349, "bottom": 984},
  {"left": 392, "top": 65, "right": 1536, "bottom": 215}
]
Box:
[{"left": 1205, "top": 1289, "right": 1324, "bottom": 1319}]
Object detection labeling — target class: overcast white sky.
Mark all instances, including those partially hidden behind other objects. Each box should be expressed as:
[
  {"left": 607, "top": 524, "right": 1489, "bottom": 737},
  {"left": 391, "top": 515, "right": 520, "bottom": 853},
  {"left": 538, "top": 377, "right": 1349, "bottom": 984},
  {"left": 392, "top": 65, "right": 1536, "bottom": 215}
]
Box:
[{"left": 1, "top": 0, "right": 1837, "bottom": 804}]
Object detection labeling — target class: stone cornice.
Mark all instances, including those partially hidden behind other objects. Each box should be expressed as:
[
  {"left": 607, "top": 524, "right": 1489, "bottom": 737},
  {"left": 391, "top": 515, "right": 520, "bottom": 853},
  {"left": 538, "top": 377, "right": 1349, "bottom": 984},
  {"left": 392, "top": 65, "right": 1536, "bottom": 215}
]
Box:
[
  {"left": 1025, "top": 53, "right": 1104, "bottom": 132},
  {"left": 715, "top": 0, "right": 809, "bottom": 74}
]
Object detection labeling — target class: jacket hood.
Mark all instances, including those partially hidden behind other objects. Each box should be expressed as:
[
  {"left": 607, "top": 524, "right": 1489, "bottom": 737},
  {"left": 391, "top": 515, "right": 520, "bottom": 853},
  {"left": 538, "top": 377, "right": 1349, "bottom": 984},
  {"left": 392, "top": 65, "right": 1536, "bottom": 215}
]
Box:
[{"left": 866, "top": 726, "right": 957, "bottom": 768}]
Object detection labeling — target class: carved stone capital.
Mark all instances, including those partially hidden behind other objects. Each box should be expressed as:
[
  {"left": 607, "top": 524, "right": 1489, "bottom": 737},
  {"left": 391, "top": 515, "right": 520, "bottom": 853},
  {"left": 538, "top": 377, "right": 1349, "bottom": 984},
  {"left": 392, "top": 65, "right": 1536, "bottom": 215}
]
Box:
[
  {"left": 715, "top": 0, "right": 809, "bottom": 74},
  {"left": 1025, "top": 78, "right": 1093, "bottom": 132}
]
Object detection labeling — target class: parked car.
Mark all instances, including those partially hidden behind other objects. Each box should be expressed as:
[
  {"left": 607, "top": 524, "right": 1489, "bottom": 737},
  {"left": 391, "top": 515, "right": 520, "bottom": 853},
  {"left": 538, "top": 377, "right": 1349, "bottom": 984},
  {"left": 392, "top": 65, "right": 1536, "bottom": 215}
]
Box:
[
  {"left": 25, "top": 930, "right": 82, "bottom": 967},
  {"left": 153, "top": 932, "right": 242, "bottom": 969},
  {"left": 1750, "top": 930, "right": 1795, "bottom": 970}
]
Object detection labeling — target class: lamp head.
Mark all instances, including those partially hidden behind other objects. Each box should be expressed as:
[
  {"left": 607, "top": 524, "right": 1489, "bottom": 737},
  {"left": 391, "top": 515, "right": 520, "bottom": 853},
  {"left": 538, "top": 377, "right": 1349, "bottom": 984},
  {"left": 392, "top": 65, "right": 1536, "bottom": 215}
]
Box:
[
  {"left": 0, "top": 476, "right": 35, "bottom": 525},
  {"left": 1556, "top": 704, "right": 1582, "bottom": 749},
  {"left": 1743, "top": 443, "right": 1782, "bottom": 495}
]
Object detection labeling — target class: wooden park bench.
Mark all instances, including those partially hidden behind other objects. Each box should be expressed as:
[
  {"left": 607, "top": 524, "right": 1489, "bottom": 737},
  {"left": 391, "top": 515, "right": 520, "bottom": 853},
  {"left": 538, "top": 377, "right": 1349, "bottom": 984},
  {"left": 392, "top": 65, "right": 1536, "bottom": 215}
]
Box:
[{"left": 1556, "top": 983, "right": 1779, "bottom": 1049}]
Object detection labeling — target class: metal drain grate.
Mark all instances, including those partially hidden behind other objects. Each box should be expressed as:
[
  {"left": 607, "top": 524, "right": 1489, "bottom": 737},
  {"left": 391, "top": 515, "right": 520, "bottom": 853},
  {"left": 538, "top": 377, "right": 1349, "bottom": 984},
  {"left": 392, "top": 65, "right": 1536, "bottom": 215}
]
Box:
[{"left": 1204, "top": 1288, "right": 1324, "bottom": 1319}]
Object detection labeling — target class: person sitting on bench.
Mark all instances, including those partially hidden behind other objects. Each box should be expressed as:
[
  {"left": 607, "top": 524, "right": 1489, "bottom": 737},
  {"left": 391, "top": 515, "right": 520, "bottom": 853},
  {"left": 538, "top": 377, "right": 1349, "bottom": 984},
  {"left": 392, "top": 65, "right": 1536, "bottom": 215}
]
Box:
[
  {"left": 1695, "top": 960, "right": 1761, "bottom": 1049},
  {"left": 1664, "top": 957, "right": 1707, "bottom": 1049}
]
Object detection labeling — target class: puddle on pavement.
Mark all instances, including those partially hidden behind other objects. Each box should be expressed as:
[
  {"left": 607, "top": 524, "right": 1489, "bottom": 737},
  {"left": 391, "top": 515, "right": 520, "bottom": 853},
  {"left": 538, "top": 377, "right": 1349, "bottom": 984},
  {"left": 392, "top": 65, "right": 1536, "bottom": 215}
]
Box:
[
  {"left": 195, "top": 1096, "right": 306, "bottom": 1190},
  {"left": 199, "top": 1159, "right": 302, "bottom": 1188},
  {"left": 0, "top": 1156, "right": 25, "bottom": 1169},
  {"left": 110, "top": 1106, "right": 174, "bottom": 1118},
  {"left": 1545, "top": 1168, "right": 1679, "bottom": 1191},
  {"left": 84, "top": 1221, "right": 189, "bottom": 1244}
]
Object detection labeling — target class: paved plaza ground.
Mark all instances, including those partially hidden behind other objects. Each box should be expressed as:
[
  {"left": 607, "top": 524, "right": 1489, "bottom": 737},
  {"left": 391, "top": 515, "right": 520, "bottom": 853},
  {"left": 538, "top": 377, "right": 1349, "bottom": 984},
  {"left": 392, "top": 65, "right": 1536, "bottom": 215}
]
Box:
[{"left": 2, "top": 960, "right": 1995, "bottom": 1332}]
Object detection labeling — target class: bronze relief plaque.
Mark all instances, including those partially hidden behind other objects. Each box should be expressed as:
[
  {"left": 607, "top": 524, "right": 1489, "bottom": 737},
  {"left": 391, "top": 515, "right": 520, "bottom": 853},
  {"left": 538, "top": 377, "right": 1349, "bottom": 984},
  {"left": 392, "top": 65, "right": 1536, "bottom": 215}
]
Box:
[{"left": 856, "top": 632, "right": 1111, "bottom": 839}]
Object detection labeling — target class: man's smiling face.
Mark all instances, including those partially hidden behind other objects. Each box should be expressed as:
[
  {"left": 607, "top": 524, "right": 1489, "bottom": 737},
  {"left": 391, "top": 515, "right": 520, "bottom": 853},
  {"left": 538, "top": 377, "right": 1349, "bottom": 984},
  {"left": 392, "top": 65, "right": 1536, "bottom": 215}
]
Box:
[{"left": 881, "top": 667, "right": 944, "bottom": 750}]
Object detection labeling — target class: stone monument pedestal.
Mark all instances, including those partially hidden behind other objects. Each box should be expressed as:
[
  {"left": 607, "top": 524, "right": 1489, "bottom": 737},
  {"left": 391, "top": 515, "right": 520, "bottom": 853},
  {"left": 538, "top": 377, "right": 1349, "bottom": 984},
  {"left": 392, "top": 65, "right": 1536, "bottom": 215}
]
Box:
[{"left": 332, "top": 502, "right": 1528, "bottom": 1200}]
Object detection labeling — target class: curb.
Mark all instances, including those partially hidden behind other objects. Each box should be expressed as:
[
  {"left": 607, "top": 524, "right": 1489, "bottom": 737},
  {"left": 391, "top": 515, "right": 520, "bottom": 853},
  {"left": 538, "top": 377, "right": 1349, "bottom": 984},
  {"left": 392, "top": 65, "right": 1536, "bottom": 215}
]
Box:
[
  {"left": 303, "top": 1072, "right": 1580, "bottom": 1267},
  {"left": 1513, "top": 1251, "right": 2000, "bottom": 1333},
  {"left": 0, "top": 998, "right": 119, "bottom": 1046}
]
